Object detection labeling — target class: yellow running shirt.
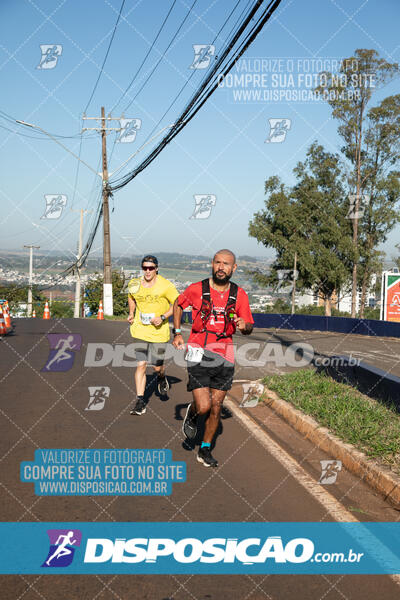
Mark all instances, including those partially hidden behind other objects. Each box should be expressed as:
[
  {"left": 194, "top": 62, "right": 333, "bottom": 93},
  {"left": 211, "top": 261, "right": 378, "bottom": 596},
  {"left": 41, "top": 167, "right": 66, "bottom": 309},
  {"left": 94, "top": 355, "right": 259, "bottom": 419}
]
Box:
[{"left": 128, "top": 274, "right": 179, "bottom": 342}]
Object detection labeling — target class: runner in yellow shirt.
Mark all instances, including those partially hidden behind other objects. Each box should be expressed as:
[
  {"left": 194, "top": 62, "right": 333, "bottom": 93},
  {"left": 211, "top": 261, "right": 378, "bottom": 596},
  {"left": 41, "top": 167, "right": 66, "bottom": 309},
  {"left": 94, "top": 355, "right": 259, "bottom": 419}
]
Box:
[{"left": 127, "top": 255, "right": 179, "bottom": 415}]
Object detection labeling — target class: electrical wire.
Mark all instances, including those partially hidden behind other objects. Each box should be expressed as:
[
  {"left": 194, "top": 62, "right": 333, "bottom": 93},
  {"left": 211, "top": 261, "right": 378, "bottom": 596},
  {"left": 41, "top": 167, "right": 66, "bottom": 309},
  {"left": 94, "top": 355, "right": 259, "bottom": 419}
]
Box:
[
  {"left": 109, "top": 0, "right": 282, "bottom": 192},
  {"left": 111, "top": 0, "right": 178, "bottom": 113},
  {"left": 84, "top": 0, "right": 127, "bottom": 114},
  {"left": 123, "top": 0, "right": 198, "bottom": 113}
]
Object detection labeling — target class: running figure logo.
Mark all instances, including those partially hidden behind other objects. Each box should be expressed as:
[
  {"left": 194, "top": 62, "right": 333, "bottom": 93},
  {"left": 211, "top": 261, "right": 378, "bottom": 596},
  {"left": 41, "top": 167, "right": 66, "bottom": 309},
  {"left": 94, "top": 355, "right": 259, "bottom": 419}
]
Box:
[
  {"left": 117, "top": 118, "right": 142, "bottom": 143},
  {"left": 190, "top": 44, "right": 215, "bottom": 69},
  {"left": 42, "top": 334, "right": 82, "bottom": 372},
  {"left": 319, "top": 460, "right": 342, "bottom": 484},
  {"left": 265, "top": 118, "right": 291, "bottom": 143},
  {"left": 346, "top": 194, "right": 369, "bottom": 220},
  {"left": 42, "top": 529, "right": 82, "bottom": 567},
  {"left": 41, "top": 194, "right": 67, "bottom": 219},
  {"left": 86, "top": 386, "right": 110, "bottom": 411},
  {"left": 37, "top": 45, "right": 63, "bottom": 69},
  {"left": 240, "top": 382, "right": 264, "bottom": 408},
  {"left": 275, "top": 269, "right": 299, "bottom": 293},
  {"left": 189, "top": 194, "right": 216, "bottom": 220}
]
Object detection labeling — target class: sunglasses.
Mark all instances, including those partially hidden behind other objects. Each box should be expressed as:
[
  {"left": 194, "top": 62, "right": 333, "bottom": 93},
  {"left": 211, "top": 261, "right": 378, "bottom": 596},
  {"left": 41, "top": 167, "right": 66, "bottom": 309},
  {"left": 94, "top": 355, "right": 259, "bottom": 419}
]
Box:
[{"left": 142, "top": 266, "right": 156, "bottom": 271}]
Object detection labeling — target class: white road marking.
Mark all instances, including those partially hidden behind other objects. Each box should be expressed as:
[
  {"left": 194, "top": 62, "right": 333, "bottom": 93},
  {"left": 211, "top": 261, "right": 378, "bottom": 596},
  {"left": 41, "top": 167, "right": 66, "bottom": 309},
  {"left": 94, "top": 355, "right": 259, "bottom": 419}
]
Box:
[{"left": 225, "top": 397, "right": 400, "bottom": 585}]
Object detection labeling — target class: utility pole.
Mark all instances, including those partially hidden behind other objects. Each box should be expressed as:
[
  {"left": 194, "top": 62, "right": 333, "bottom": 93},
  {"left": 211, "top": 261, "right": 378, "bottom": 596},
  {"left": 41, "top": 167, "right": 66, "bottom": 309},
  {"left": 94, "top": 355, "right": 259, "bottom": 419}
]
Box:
[
  {"left": 72, "top": 208, "right": 91, "bottom": 318},
  {"left": 23, "top": 245, "right": 40, "bottom": 317},
  {"left": 291, "top": 251, "right": 297, "bottom": 315},
  {"left": 101, "top": 106, "right": 113, "bottom": 316},
  {"left": 82, "top": 108, "right": 122, "bottom": 316}
]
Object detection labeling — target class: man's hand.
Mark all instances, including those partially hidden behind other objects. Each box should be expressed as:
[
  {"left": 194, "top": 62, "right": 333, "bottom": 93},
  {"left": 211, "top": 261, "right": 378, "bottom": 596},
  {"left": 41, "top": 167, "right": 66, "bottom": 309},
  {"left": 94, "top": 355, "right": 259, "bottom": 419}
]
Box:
[
  {"left": 234, "top": 314, "right": 246, "bottom": 331},
  {"left": 151, "top": 316, "right": 163, "bottom": 327},
  {"left": 127, "top": 313, "right": 134, "bottom": 325},
  {"left": 234, "top": 314, "right": 253, "bottom": 335},
  {"left": 172, "top": 334, "right": 184, "bottom": 349}
]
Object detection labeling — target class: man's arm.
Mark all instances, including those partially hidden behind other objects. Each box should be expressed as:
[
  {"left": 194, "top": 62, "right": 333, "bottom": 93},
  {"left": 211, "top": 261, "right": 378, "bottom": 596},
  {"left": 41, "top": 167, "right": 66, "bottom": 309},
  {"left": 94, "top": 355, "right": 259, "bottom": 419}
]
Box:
[
  {"left": 127, "top": 296, "right": 136, "bottom": 324},
  {"left": 172, "top": 298, "right": 184, "bottom": 349}
]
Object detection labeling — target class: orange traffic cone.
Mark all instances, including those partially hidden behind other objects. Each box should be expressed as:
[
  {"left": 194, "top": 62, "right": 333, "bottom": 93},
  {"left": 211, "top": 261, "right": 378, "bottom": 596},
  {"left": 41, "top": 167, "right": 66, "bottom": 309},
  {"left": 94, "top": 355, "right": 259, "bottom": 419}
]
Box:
[
  {"left": 97, "top": 301, "right": 104, "bottom": 320},
  {"left": 32, "top": 310, "right": 36, "bottom": 318},
  {"left": 0, "top": 305, "right": 6, "bottom": 335},
  {"left": 43, "top": 301, "right": 50, "bottom": 319},
  {"left": 3, "top": 302, "right": 11, "bottom": 329}
]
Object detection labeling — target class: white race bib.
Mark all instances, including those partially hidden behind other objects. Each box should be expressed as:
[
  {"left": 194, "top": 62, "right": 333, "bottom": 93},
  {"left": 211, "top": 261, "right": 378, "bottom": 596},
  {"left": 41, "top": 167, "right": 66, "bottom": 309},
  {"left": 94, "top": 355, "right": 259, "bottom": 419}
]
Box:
[
  {"left": 185, "top": 345, "right": 204, "bottom": 363},
  {"left": 140, "top": 312, "right": 155, "bottom": 325}
]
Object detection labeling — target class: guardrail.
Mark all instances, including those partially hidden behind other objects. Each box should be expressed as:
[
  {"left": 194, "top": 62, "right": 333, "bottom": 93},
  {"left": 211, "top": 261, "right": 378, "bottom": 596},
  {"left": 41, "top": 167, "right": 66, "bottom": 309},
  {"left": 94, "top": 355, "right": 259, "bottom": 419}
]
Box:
[{"left": 252, "top": 313, "right": 400, "bottom": 338}]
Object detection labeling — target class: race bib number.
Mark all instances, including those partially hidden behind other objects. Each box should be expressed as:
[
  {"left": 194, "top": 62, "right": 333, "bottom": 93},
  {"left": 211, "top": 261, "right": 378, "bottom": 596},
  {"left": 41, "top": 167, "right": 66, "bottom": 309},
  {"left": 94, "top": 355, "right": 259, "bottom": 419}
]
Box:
[
  {"left": 140, "top": 312, "right": 155, "bottom": 325},
  {"left": 128, "top": 278, "right": 141, "bottom": 295},
  {"left": 185, "top": 345, "right": 204, "bottom": 363}
]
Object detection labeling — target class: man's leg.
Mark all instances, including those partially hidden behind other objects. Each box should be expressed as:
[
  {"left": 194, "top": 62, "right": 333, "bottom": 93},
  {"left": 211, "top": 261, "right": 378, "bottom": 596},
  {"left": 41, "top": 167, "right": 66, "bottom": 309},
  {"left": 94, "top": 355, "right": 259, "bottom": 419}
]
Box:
[
  {"left": 131, "top": 361, "right": 147, "bottom": 415},
  {"left": 202, "top": 388, "right": 226, "bottom": 444},
  {"left": 135, "top": 361, "right": 147, "bottom": 396}
]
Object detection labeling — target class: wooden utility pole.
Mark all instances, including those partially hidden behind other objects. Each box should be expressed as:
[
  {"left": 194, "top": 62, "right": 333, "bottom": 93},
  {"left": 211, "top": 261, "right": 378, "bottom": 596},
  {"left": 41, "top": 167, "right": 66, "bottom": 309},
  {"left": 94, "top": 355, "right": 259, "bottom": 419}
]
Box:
[
  {"left": 23, "top": 245, "right": 40, "bottom": 317},
  {"left": 101, "top": 106, "right": 113, "bottom": 316},
  {"left": 291, "top": 251, "right": 297, "bottom": 315}
]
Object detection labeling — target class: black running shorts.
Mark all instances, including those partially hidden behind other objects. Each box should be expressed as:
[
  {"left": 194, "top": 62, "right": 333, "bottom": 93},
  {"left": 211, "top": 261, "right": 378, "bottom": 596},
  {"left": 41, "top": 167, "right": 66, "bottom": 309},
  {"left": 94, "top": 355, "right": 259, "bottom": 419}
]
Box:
[{"left": 187, "top": 352, "right": 234, "bottom": 392}]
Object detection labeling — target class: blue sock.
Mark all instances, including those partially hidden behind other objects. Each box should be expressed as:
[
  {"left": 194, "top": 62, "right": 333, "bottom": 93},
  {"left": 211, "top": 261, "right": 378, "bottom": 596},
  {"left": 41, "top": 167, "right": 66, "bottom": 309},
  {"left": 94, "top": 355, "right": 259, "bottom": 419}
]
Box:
[{"left": 201, "top": 442, "right": 211, "bottom": 449}]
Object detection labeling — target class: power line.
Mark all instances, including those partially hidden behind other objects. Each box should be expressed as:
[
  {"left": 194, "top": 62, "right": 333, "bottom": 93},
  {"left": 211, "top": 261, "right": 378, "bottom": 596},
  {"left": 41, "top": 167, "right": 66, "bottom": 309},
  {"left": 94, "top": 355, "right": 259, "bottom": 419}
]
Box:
[
  {"left": 84, "top": 0, "right": 127, "bottom": 113},
  {"left": 123, "top": 0, "right": 198, "bottom": 113},
  {"left": 142, "top": 0, "right": 245, "bottom": 150},
  {"left": 109, "top": 0, "right": 282, "bottom": 192},
  {"left": 111, "top": 0, "right": 178, "bottom": 113}
]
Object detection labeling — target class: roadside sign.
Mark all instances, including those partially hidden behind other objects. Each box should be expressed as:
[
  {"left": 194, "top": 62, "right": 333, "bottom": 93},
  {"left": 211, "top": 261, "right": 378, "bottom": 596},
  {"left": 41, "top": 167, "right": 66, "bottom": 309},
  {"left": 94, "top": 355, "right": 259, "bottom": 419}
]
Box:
[{"left": 381, "top": 272, "right": 400, "bottom": 322}]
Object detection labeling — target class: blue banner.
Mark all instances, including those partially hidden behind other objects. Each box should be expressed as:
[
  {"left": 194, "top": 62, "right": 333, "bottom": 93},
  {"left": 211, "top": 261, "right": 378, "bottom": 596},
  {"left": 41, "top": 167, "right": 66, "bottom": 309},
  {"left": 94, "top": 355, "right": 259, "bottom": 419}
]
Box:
[{"left": 0, "top": 522, "right": 400, "bottom": 574}]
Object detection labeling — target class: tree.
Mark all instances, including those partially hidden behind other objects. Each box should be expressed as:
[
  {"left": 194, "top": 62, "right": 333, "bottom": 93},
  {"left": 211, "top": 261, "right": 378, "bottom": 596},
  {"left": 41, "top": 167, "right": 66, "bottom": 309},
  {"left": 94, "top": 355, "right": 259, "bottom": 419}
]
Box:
[
  {"left": 249, "top": 143, "right": 353, "bottom": 316},
  {"left": 85, "top": 271, "right": 128, "bottom": 316},
  {"left": 0, "top": 284, "right": 45, "bottom": 315},
  {"left": 316, "top": 49, "right": 399, "bottom": 316},
  {"left": 357, "top": 95, "right": 400, "bottom": 316}
]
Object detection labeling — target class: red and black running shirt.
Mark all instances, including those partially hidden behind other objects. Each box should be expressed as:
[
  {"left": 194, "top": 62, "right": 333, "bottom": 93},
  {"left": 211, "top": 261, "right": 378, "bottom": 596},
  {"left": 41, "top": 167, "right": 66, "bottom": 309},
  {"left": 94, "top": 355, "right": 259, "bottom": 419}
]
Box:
[{"left": 177, "top": 280, "right": 254, "bottom": 364}]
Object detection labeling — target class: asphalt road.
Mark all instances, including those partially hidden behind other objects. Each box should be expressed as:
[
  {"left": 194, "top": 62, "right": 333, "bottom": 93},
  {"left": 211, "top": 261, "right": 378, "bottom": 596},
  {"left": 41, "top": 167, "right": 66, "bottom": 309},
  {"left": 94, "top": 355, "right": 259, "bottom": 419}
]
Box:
[{"left": 0, "top": 318, "right": 399, "bottom": 600}]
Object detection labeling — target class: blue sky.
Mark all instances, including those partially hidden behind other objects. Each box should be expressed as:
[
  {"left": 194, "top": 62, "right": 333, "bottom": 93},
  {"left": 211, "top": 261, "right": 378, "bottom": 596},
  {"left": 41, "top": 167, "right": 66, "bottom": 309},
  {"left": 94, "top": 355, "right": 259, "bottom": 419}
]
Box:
[{"left": 0, "top": 0, "right": 399, "bottom": 268}]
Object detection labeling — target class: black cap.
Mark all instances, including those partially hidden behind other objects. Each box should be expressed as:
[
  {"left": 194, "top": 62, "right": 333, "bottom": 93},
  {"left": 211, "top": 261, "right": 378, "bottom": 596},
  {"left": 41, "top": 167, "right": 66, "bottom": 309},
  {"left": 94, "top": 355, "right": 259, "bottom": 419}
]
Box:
[{"left": 141, "top": 254, "right": 158, "bottom": 267}]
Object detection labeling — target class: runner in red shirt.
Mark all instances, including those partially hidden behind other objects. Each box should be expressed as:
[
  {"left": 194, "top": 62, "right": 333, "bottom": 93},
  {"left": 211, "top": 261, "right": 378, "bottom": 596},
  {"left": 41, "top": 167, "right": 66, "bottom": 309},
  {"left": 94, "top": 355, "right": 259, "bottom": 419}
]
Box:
[{"left": 173, "top": 249, "right": 254, "bottom": 467}]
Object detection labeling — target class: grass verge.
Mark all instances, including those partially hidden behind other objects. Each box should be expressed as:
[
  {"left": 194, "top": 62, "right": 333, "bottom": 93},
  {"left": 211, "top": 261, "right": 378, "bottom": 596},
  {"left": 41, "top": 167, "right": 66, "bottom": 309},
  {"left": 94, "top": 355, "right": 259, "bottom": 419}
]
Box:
[{"left": 263, "top": 369, "right": 400, "bottom": 474}]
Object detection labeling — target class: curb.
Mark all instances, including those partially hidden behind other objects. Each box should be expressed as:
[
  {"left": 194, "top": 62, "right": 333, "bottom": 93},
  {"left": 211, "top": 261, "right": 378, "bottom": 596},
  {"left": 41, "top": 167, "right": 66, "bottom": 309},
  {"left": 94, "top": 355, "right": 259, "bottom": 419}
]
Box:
[{"left": 261, "top": 387, "right": 400, "bottom": 506}]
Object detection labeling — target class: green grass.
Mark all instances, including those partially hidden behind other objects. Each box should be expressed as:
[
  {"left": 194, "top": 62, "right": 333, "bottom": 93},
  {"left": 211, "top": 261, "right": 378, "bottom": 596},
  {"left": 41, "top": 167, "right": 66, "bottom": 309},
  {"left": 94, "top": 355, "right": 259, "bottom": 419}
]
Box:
[{"left": 263, "top": 370, "right": 400, "bottom": 473}]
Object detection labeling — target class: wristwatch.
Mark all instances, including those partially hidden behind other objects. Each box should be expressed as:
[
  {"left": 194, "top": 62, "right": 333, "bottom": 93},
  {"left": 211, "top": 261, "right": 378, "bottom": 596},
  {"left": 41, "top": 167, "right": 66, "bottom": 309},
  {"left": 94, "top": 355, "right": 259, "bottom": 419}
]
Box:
[
  {"left": 161, "top": 315, "right": 166, "bottom": 322},
  {"left": 172, "top": 328, "right": 181, "bottom": 335}
]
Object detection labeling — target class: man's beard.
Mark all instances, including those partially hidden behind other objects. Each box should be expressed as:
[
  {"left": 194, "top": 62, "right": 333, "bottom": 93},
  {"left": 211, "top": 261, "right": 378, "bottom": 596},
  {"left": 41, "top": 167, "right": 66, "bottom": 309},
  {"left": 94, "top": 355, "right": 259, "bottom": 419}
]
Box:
[{"left": 212, "top": 269, "right": 232, "bottom": 285}]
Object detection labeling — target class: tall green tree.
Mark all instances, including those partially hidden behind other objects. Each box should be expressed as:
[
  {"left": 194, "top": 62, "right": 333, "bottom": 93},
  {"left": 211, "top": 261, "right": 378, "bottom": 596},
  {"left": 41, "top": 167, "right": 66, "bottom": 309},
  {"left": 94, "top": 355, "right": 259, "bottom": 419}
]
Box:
[
  {"left": 357, "top": 94, "right": 400, "bottom": 316},
  {"left": 316, "top": 49, "right": 399, "bottom": 316},
  {"left": 249, "top": 143, "right": 353, "bottom": 316}
]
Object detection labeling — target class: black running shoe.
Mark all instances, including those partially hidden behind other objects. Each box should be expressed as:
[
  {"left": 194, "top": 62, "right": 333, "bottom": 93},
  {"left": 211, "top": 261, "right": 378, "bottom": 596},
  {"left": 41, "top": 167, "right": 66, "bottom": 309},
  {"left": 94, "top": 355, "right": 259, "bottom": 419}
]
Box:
[
  {"left": 182, "top": 404, "right": 197, "bottom": 440},
  {"left": 130, "top": 397, "right": 146, "bottom": 415},
  {"left": 197, "top": 446, "right": 218, "bottom": 468},
  {"left": 157, "top": 376, "right": 170, "bottom": 396}
]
